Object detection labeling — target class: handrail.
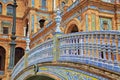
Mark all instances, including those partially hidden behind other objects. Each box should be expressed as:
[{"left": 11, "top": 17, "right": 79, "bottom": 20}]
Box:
[
  {"left": 58, "top": 31, "right": 120, "bottom": 73},
  {"left": 11, "top": 31, "right": 120, "bottom": 79},
  {"left": 11, "top": 57, "right": 24, "bottom": 80},
  {"left": 28, "top": 39, "right": 54, "bottom": 66}
]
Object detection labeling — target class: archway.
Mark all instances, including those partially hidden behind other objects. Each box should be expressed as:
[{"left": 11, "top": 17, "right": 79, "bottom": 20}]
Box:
[
  {"left": 15, "top": 47, "right": 24, "bottom": 65},
  {"left": 7, "top": 4, "right": 13, "bottom": 16},
  {"left": 39, "top": 19, "right": 45, "bottom": 28},
  {"left": 67, "top": 24, "right": 79, "bottom": 33},
  {"left": 0, "top": 46, "right": 6, "bottom": 71},
  {"left": 26, "top": 75, "right": 55, "bottom": 80}
]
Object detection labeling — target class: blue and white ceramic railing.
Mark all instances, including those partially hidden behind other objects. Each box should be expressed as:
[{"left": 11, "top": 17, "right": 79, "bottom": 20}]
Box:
[
  {"left": 11, "top": 31, "right": 120, "bottom": 79},
  {"left": 66, "top": 0, "right": 80, "bottom": 12},
  {"left": 101, "top": 0, "right": 115, "bottom": 3},
  {"left": 58, "top": 31, "right": 120, "bottom": 73},
  {"left": 28, "top": 39, "right": 54, "bottom": 66},
  {"left": 11, "top": 57, "right": 24, "bottom": 80}
]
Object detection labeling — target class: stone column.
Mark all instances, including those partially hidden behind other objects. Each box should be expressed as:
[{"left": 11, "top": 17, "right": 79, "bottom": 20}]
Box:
[{"left": 54, "top": 0, "right": 56, "bottom": 11}]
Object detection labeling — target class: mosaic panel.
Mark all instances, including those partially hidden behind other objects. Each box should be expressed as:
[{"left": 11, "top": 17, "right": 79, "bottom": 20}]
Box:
[
  {"left": 85, "top": 14, "right": 88, "bottom": 31},
  {"left": 31, "top": 15, "right": 34, "bottom": 32},
  {"left": 91, "top": 14, "right": 96, "bottom": 31},
  {"left": 39, "top": 66, "right": 108, "bottom": 80},
  {"left": 0, "top": 0, "right": 12, "bottom": 3},
  {"left": 99, "top": 17, "right": 112, "bottom": 30},
  {"left": 31, "top": 0, "right": 35, "bottom": 7}
]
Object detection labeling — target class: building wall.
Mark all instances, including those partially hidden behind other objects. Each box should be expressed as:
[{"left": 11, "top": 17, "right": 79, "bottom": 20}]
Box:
[
  {"left": 0, "top": 0, "right": 73, "bottom": 79},
  {"left": 0, "top": 0, "right": 26, "bottom": 80},
  {"left": 0, "top": 0, "right": 120, "bottom": 80}
]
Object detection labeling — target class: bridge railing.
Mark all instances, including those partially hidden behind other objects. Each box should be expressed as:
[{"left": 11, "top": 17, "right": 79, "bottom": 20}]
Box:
[
  {"left": 28, "top": 39, "right": 54, "bottom": 66},
  {"left": 58, "top": 31, "right": 120, "bottom": 73},
  {"left": 66, "top": 0, "right": 80, "bottom": 12},
  {"left": 11, "top": 31, "right": 120, "bottom": 79},
  {"left": 11, "top": 57, "right": 25, "bottom": 80}
]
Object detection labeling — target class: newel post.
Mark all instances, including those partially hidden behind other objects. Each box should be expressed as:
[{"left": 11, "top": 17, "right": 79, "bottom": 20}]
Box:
[{"left": 53, "top": 8, "right": 63, "bottom": 62}]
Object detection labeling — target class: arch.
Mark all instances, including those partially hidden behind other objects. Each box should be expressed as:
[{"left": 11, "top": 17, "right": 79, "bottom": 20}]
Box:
[
  {"left": 39, "top": 19, "right": 45, "bottom": 28},
  {"left": 24, "top": 72, "right": 61, "bottom": 80},
  {"left": 0, "top": 46, "right": 6, "bottom": 71},
  {"left": 44, "top": 34, "right": 53, "bottom": 41},
  {"left": 6, "top": 4, "right": 13, "bottom": 16},
  {"left": 61, "top": 1, "right": 65, "bottom": 7},
  {"left": 13, "top": 63, "right": 110, "bottom": 80},
  {"left": 68, "top": 24, "right": 79, "bottom": 33},
  {"left": 15, "top": 47, "right": 25, "bottom": 65},
  {"left": 65, "top": 18, "right": 81, "bottom": 34},
  {"left": 0, "top": 3, "right": 2, "bottom": 14},
  {"left": 26, "top": 75, "right": 55, "bottom": 80}
]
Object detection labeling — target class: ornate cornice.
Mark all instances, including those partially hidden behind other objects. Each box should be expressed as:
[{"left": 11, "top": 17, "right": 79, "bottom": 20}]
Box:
[
  {"left": 22, "top": 7, "right": 54, "bottom": 19},
  {"left": 0, "top": 15, "right": 23, "bottom": 21}
]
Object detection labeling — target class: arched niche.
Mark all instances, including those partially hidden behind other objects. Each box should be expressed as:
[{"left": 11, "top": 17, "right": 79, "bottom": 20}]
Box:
[
  {"left": 15, "top": 47, "right": 24, "bottom": 65},
  {"left": 66, "top": 24, "right": 79, "bottom": 33},
  {"left": 0, "top": 46, "right": 6, "bottom": 71},
  {"left": 65, "top": 18, "right": 81, "bottom": 34},
  {"left": 26, "top": 75, "right": 55, "bottom": 80}
]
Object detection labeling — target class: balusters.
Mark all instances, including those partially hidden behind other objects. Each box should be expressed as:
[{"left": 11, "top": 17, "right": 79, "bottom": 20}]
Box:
[
  {"left": 98, "top": 34, "right": 102, "bottom": 60},
  {"left": 87, "top": 33, "right": 91, "bottom": 64},
  {"left": 118, "top": 34, "right": 120, "bottom": 66},
  {"left": 89, "top": 34, "right": 93, "bottom": 59},
  {"left": 101, "top": 34, "right": 107, "bottom": 61},
  {"left": 75, "top": 35, "right": 79, "bottom": 55},
  {"left": 78, "top": 35, "right": 82, "bottom": 56},
  {"left": 106, "top": 34, "right": 112, "bottom": 63},
  {"left": 93, "top": 34, "right": 97, "bottom": 59},
  {"left": 85, "top": 34, "right": 89, "bottom": 57},
  {"left": 81, "top": 35, "right": 84, "bottom": 56},
  {"left": 111, "top": 35, "right": 118, "bottom": 66}
]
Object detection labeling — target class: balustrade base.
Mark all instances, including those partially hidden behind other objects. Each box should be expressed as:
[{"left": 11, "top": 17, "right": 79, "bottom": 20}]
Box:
[{"left": 114, "top": 61, "right": 118, "bottom": 66}]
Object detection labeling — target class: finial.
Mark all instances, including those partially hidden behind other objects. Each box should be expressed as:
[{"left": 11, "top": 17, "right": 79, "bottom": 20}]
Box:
[
  {"left": 55, "top": 8, "right": 62, "bottom": 33},
  {"left": 25, "top": 32, "right": 30, "bottom": 53}
]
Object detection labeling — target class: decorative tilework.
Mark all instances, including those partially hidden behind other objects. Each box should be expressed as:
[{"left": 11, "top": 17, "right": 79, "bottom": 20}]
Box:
[
  {"left": 99, "top": 17, "right": 112, "bottom": 30},
  {"left": 91, "top": 14, "right": 96, "bottom": 31},
  {"left": 31, "top": 0, "right": 34, "bottom": 7},
  {"left": 39, "top": 66, "right": 108, "bottom": 80},
  {"left": 14, "top": 66, "right": 108, "bottom": 80},
  {"left": 0, "top": 0, "right": 12, "bottom": 3},
  {"left": 31, "top": 15, "right": 34, "bottom": 32},
  {"left": 86, "top": 14, "right": 88, "bottom": 31}
]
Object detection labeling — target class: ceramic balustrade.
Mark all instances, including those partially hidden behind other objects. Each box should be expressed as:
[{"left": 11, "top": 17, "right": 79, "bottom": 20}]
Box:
[
  {"left": 111, "top": 35, "right": 118, "bottom": 65},
  {"left": 106, "top": 34, "right": 112, "bottom": 62},
  {"left": 118, "top": 34, "right": 120, "bottom": 62},
  {"left": 11, "top": 57, "right": 24, "bottom": 80},
  {"left": 11, "top": 31, "right": 120, "bottom": 79},
  {"left": 85, "top": 34, "right": 88, "bottom": 57},
  {"left": 93, "top": 34, "right": 97, "bottom": 59},
  {"left": 58, "top": 31, "right": 120, "bottom": 73},
  {"left": 101, "top": 0, "right": 115, "bottom": 3},
  {"left": 67, "top": 0, "right": 80, "bottom": 12},
  {"left": 28, "top": 39, "right": 54, "bottom": 66}
]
